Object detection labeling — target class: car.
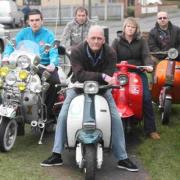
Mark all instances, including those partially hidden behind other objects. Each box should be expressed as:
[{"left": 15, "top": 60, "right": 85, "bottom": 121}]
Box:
[
  {"left": 0, "top": 0, "right": 24, "bottom": 28},
  {"left": 0, "top": 24, "right": 10, "bottom": 54}
]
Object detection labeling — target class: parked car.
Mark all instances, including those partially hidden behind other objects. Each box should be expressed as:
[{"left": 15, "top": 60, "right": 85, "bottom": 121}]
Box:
[
  {"left": 0, "top": 0, "right": 24, "bottom": 28},
  {"left": 0, "top": 24, "right": 8, "bottom": 53}
]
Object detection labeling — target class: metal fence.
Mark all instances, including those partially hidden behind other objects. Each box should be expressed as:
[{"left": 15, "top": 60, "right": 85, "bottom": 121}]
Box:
[{"left": 33, "top": 3, "right": 124, "bottom": 25}]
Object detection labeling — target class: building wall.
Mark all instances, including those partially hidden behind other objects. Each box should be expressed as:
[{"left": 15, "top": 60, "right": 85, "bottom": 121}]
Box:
[{"left": 16, "top": 0, "right": 85, "bottom": 6}]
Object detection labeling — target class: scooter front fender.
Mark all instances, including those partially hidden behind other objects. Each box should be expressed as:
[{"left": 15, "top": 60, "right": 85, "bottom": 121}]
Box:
[{"left": 76, "top": 129, "right": 102, "bottom": 144}]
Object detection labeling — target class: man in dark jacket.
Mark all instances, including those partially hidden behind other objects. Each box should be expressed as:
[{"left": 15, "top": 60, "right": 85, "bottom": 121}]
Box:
[
  {"left": 148, "top": 11, "right": 180, "bottom": 60},
  {"left": 41, "top": 25, "right": 139, "bottom": 172}
]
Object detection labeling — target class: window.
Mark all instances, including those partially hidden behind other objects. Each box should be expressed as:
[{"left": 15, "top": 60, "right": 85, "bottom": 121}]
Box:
[{"left": 23, "top": 0, "right": 41, "bottom": 5}]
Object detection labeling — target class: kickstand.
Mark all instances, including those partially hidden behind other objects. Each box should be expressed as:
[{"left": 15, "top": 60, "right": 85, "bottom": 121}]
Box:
[{"left": 38, "top": 126, "right": 46, "bottom": 145}]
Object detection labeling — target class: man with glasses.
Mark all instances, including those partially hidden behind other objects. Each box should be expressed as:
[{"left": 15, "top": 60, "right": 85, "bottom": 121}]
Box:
[
  {"left": 148, "top": 11, "right": 180, "bottom": 60},
  {"left": 3, "top": 9, "right": 60, "bottom": 124}
]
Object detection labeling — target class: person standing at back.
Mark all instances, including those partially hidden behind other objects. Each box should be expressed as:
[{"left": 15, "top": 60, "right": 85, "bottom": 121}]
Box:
[
  {"left": 60, "top": 6, "right": 95, "bottom": 48},
  {"left": 148, "top": 11, "right": 180, "bottom": 61}
]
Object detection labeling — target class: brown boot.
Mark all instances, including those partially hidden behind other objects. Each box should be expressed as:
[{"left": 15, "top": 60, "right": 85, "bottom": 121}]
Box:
[{"left": 149, "top": 132, "right": 160, "bottom": 140}]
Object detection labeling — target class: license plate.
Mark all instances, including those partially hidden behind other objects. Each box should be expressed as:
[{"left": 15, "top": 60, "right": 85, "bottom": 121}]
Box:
[{"left": 0, "top": 105, "right": 16, "bottom": 118}]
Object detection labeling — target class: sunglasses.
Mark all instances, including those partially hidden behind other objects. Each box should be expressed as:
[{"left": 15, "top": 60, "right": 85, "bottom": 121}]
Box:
[{"left": 158, "top": 17, "right": 167, "bottom": 20}]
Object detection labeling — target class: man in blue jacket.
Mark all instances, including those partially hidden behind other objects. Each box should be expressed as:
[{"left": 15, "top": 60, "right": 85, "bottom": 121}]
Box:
[{"left": 3, "top": 9, "right": 60, "bottom": 121}]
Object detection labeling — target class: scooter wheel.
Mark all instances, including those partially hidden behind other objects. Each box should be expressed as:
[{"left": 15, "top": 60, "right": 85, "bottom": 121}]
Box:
[
  {"left": 161, "top": 98, "right": 171, "bottom": 125},
  {"left": 84, "top": 144, "right": 96, "bottom": 180},
  {"left": 0, "top": 117, "right": 17, "bottom": 152}
]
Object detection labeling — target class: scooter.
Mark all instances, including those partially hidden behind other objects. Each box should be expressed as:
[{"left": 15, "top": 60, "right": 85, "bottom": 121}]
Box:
[
  {"left": 0, "top": 40, "right": 66, "bottom": 152},
  {"left": 65, "top": 81, "right": 113, "bottom": 180},
  {"left": 112, "top": 61, "right": 151, "bottom": 133},
  {"left": 151, "top": 48, "right": 179, "bottom": 124}
]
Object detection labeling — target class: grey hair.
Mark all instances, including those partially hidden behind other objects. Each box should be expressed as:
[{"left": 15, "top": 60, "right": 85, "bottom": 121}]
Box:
[
  {"left": 88, "top": 25, "right": 104, "bottom": 37},
  {"left": 122, "top": 17, "right": 140, "bottom": 35}
]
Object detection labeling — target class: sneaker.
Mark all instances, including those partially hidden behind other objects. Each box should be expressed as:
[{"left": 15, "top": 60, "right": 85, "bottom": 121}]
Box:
[
  {"left": 149, "top": 132, "right": 160, "bottom": 140},
  {"left": 117, "top": 158, "right": 139, "bottom": 172},
  {"left": 40, "top": 153, "right": 63, "bottom": 167}
]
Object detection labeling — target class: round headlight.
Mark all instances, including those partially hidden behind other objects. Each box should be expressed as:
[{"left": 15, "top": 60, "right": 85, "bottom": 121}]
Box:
[
  {"left": 28, "top": 75, "right": 42, "bottom": 93},
  {"left": 18, "top": 82, "right": 26, "bottom": 91},
  {"left": 84, "top": 81, "right": 99, "bottom": 94},
  {"left": 5, "top": 71, "right": 17, "bottom": 85},
  {"left": 118, "top": 75, "right": 128, "bottom": 85},
  {"left": 168, "top": 48, "right": 178, "bottom": 59},
  {"left": 0, "top": 66, "right": 9, "bottom": 77},
  {"left": 19, "top": 70, "right": 29, "bottom": 80},
  {"left": 17, "top": 55, "right": 31, "bottom": 69}
]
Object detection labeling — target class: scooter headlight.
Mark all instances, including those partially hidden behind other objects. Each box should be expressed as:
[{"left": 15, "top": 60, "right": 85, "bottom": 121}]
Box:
[
  {"left": 18, "top": 82, "right": 26, "bottom": 91},
  {"left": 5, "top": 71, "right": 17, "bottom": 85},
  {"left": 0, "top": 66, "right": 9, "bottom": 77},
  {"left": 19, "top": 70, "right": 29, "bottom": 80},
  {"left": 118, "top": 75, "right": 128, "bottom": 85},
  {"left": 168, "top": 48, "right": 178, "bottom": 59},
  {"left": 84, "top": 81, "right": 99, "bottom": 94},
  {"left": 17, "top": 55, "right": 31, "bottom": 69},
  {"left": 29, "top": 75, "right": 42, "bottom": 93}
]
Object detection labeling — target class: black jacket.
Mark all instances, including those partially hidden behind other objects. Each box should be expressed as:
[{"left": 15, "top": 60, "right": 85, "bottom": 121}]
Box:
[
  {"left": 111, "top": 34, "right": 151, "bottom": 66},
  {"left": 148, "top": 21, "right": 180, "bottom": 60},
  {"left": 70, "top": 41, "right": 117, "bottom": 84}
]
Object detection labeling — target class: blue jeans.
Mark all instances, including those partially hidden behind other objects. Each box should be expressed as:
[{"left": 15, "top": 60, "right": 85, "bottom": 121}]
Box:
[
  {"left": 139, "top": 72, "right": 156, "bottom": 134},
  {"left": 52, "top": 89, "right": 128, "bottom": 160}
]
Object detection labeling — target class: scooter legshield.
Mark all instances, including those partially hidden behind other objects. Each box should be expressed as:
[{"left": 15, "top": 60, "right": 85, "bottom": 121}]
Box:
[
  {"left": 94, "top": 95, "right": 111, "bottom": 148},
  {"left": 67, "top": 95, "right": 84, "bottom": 147}
]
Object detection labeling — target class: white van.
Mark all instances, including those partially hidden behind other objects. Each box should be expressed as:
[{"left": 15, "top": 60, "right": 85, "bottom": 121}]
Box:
[{"left": 0, "top": 0, "right": 24, "bottom": 28}]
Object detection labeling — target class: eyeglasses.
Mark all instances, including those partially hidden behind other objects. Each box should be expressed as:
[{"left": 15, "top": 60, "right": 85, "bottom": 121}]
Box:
[
  {"left": 158, "top": 17, "right": 167, "bottom": 20},
  {"left": 29, "top": 19, "right": 41, "bottom": 22}
]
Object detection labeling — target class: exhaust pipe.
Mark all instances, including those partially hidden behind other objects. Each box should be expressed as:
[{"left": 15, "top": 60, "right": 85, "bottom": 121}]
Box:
[
  {"left": 38, "top": 121, "right": 45, "bottom": 129},
  {"left": 31, "top": 120, "right": 38, "bottom": 127}
]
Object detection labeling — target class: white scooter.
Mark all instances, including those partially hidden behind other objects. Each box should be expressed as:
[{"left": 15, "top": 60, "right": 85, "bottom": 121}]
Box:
[{"left": 65, "top": 81, "right": 114, "bottom": 180}]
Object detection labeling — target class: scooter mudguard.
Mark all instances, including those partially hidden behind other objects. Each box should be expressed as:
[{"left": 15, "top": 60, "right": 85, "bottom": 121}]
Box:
[
  {"left": 0, "top": 104, "right": 16, "bottom": 118},
  {"left": 67, "top": 95, "right": 84, "bottom": 147},
  {"left": 76, "top": 129, "right": 102, "bottom": 144},
  {"left": 152, "top": 60, "right": 180, "bottom": 103},
  {"left": 112, "top": 72, "right": 143, "bottom": 120}
]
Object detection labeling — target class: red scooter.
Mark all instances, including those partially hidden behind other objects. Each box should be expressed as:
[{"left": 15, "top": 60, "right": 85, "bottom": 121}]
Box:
[{"left": 112, "top": 61, "right": 151, "bottom": 133}]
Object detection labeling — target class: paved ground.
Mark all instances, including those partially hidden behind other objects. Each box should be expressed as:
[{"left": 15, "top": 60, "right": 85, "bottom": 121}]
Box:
[{"left": 42, "top": 131, "right": 151, "bottom": 180}]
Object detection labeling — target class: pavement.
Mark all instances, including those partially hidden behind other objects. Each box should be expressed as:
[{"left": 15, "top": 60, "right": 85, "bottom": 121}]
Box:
[{"left": 42, "top": 131, "right": 151, "bottom": 180}]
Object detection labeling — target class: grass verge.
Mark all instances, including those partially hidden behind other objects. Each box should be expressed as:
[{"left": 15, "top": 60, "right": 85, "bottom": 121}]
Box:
[{"left": 137, "top": 105, "right": 180, "bottom": 180}]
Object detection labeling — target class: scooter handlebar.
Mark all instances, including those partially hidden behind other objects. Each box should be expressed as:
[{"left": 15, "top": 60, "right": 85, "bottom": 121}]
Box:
[{"left": 116, "top": 61, "right": 153, "bottom": 72}]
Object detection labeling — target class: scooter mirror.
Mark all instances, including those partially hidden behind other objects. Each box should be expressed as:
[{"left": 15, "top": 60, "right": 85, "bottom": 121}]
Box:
[{"left": 168, "top": 48, "right": 178, "bottom": 60}]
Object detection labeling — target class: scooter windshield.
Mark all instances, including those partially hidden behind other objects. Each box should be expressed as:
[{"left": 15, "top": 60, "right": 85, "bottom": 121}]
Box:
[{"left": 16, "top": 40, "right": 40, "bottom": 56}]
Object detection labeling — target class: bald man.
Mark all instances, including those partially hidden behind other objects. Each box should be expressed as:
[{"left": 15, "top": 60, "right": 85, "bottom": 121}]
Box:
[
  {"left": 148, "top": 11, "right": 180, "bottom": 60},
  {"left": 41, "top": 25, "right": 139, "bottom": 172}
]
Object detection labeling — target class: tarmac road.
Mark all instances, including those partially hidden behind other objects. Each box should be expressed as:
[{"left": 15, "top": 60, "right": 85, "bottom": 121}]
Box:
[{"left": 42, "top": 132, "right": 151, "bottom": 180}]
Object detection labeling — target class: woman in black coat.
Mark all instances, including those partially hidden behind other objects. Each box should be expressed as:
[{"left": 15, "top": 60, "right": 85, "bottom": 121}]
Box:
[{"left": 112, "top": 17, "right": 160, "bottom": 140}]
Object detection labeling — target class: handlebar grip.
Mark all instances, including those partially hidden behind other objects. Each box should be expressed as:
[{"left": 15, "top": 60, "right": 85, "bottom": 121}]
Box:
[{"left": 55, "top": 83, "right": 68, "bottom": 88}]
